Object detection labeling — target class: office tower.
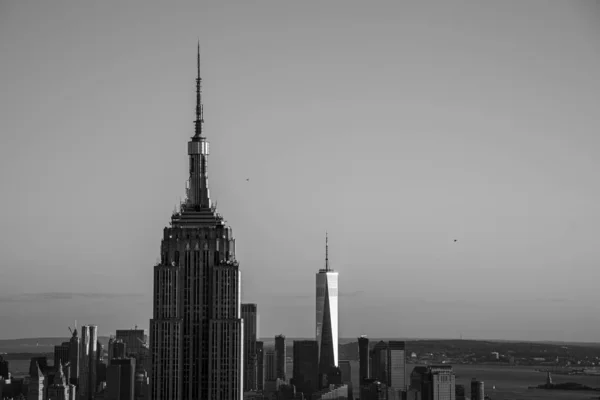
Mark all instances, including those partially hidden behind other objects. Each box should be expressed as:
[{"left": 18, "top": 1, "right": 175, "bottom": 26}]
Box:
[
  {"left": 80, "top": 326, "right": 90, "bottom": 400},
  {"left": 292, "top": 340, "right": 318, "bottom": 396},
  {"left": 28, "top": 362, "right": 44, "bottom": 400},
  {"left": 265, "top": 351, "right": 276, "bottom": 382},
  {"left": 409, "top": 365, "right": 455, "bottom": 400},
  {"left": 338, "top": 360, "right": 351, "bottom": 383},
  {"left": 48, "top": 364, "right": 70, "bottom": 400},
  {"left": 470, "top": 379, "right": 484, "bottom": 400},
  {"left": 369, "top": 341, "right": 406, "bottom": 398},
  {"left": 0, "top": 355, "right": 8, "bottom": 379},
  {"left": 149, "top": 44, "right": 243, "bottom": 400},
  {"left": 358, "top": 336, "right": 369, "bottom": 382},
  {"left": 69, "top": 329, "right": 80, "bottom": 386},
  {"left": 89, "top": 326, "right": 98, "bottom": 399},
  {"left": 241, "top": 303, "right": 258, "bottom": 391},
  {"left": 55, "top": 343, "right": 70, "bottom": 367},
  {"left": 256, "top": 341, "right": 264, "bottom": 391},
  {"left": 109, "top": 340, "right": 127, "bottom": 364},
  {"left": 274, "top": 335, "right": 286, "bottom": 381},
  {"left": 388, "top": 341, "right": 406, "bottom": 392},
  {"left": 116, "top": 330, "right": 144, "bottom": 358},
  {"left": 316, "top": 233, "right": 338, "bottom": 373},
  {"left": 107, "top": 359, "right": 136, "bottom": 400},
  {"left": 370, "top": 342, "right": 388, "bottom": 383},
  {"left": 97, "top": 342, "right": 104, "bottom": 365},
  {"left": 79, "top": 325, "right": 98, "bottom": 400}
]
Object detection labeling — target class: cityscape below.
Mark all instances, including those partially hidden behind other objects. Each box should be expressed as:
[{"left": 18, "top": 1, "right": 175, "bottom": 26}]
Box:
[{"left": 2, "top": 44, "right": 600, "bottom": 400}]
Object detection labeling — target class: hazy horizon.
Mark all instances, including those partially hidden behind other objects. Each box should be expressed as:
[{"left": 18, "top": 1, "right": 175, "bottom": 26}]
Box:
[{"left": 1, "top": 1, "right": 600, "bottom": 342}]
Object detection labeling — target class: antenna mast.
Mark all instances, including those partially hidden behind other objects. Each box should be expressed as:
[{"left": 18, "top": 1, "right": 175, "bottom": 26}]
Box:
[{"left": 325, "top": 232, "right": 329, "bottom": 272}]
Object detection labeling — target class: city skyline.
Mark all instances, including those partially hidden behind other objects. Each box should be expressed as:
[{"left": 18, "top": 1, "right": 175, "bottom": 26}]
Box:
[{"left": 1, "top": 1, "right": 600, "bottom": 342}]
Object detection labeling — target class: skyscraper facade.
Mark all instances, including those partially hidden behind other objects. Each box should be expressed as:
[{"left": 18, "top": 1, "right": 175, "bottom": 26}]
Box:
[
  {"left": 241, "top": 303, "right": 258, "bottom": 391},
  {"left": 388, "top": 341, "right": 406, "bottom": 392},
  {"left": 0, "top": 356, "right": 9, "bottom": 379},
  {"left": 149, "top": 45, "right": 243, "bottom": 400},
  {"left": 264, "top": 351, "right": 276, "bottom": 382},
  {"left": 107, "top": 358, "right": 136, "bottom": 400},
  {"left": 315, "top": 234, "right": 338, "bottom": 373},
  {"left": 55, "top": 343, "right": 70, "bottom": 368},
  {"left": 256, "top": 341, "right": 264, "bottom": 391},
  {"left": 116, "top": 330, "right": 145, "bottom": 358},
  {"left": 69, "top": 329, "right": 80, "bottom": 386},
  {"left": 79, "top": 326, "right": 90, "bottom": 400},
  {"left": 358, "top": 336, "right": 369, "bottom": 382},
  {"left": 292, "top": 340, "right": 318, "bottom": 396},
  {"left": 274, "top": 335, "right": 286, "bottom": 382}
]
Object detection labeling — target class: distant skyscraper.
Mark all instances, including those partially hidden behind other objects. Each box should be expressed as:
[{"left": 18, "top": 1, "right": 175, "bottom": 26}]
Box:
[
  {"left": 149, "top": 44, "right": 243, "bottom": 400},
  {"left": 370, "top": 341, "right": 388, "bottom": 383},
  {"left": 338, "top": 360, "right": 351, "bottom": 384},
  {"left": 242, "top": 303, "right": 258, "bottom": 391},
  {"left": 388, "top": 341, "right": 406, "bottom": 392},
  {"left": 78, "top": 325, "right": 98, "bottom": 400},
  {"left": 292, "top": 340, "right": 318, "bottom": 396},
  {"left": 55, "top": 343, "right": 70, "bottom": 368},
  {"left": 28, "top": 362, "right": 44, "bottom": 400},
  {"left": 108, "top": 340, "right": 127, "bottom": 366},
  {"left": 316, "top": 233, "right": 338, "bottom": 373},
  {"left": 89, "top": 326, "right": 98, "bottom": 399},
  {"left": 48, "top": 364, "right": 71, "bottom": 400},
  {"left": 0, "top": 355, "right": 8, "bottom": 379},
  {"left": 256, "top": 341, "right": 264, "bottom": 391},
  {"left": 410, "top": 365, "right": 456, "bottom": 400},
  {"left": 69, "top": 329, "right": 80, "bottom": 386},
  {"left": 274, "top": 335, "right": 286, "bottom": 382},
  {"left": 358, "top": 336, "right": 369, "bottom": 382},
  {"left": 106, "top": 358, "right": 136, "bottom": 400},
  {"left": 470, "top": 379, "right": 484, "bottom": 400},
  {"left": 116, "top": 330, "right": 144, "bottom": 358},
  {"left": 368, "top": 341, "right": 406, "bottom": 396},
  {"left": 265, "top": 351, "right": 276, "bottom": 382}
]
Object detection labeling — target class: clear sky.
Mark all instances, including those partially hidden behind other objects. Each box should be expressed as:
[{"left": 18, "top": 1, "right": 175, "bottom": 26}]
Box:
[{"left": 1, "top": 0, "right": 599, "bottom": 342}]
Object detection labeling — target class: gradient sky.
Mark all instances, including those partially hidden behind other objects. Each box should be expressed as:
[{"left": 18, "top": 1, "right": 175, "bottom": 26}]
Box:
[{"left": 1, "top": 0, "right": 599, "bottom": 342}]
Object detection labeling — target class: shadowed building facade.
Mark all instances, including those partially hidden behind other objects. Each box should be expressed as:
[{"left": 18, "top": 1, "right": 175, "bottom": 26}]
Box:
[
  {"left": 241, "top": 304, "right": 258, "bottom": 391},
  {"left": 274, "top": 335, "right": 286, "bottom": 382},
  {"left": 292, "top": 340, "right": 318, "bottom": 396},
  {"left": 316, "top": 234, "right": 338, "bottom": 375},
  {"left": 149, "top": 44, "right": 243, "bottom": 400},
  {"left": 256, "top": 341, "right": 264, "bottom": 391},
  {"left": 358, "top": 336, "right": 369, "bottom": 383}
]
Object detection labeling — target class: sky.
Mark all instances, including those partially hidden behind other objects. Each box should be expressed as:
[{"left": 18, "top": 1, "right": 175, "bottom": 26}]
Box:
[{"left": 1, "top": 0, "right": 599, "bottom": 342}]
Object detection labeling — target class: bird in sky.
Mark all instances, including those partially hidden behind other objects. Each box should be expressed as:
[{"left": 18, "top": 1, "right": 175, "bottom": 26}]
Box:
[
  {"left": 246, "top": 178, "right": 250, "bottom": 182},
  {"left": 454, "top": 239, "right": 458, "bottom": 242}
]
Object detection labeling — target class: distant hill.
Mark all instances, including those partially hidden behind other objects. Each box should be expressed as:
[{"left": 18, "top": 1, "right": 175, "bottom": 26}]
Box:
[{"left": 0, "top": 337, "right": 111, "bottom": 354}]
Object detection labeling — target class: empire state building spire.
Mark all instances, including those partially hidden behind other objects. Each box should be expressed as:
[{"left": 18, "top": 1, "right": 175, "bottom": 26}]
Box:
[
  {"left": 186, "top": 42, "right": 211, "bottom": 210},
  {"left": 194, "top": 41, "right": 204, "bottom": 138}
]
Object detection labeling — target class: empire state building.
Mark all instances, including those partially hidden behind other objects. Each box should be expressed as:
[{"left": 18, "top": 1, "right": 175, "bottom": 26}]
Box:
[{"left": 150, "top": 45, "right": 243, "bottom": 400}]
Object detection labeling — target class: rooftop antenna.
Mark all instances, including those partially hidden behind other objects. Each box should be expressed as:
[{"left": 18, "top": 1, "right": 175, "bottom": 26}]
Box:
[{"left": 325, "top": 232, "right": 329, "bottom": 272}]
